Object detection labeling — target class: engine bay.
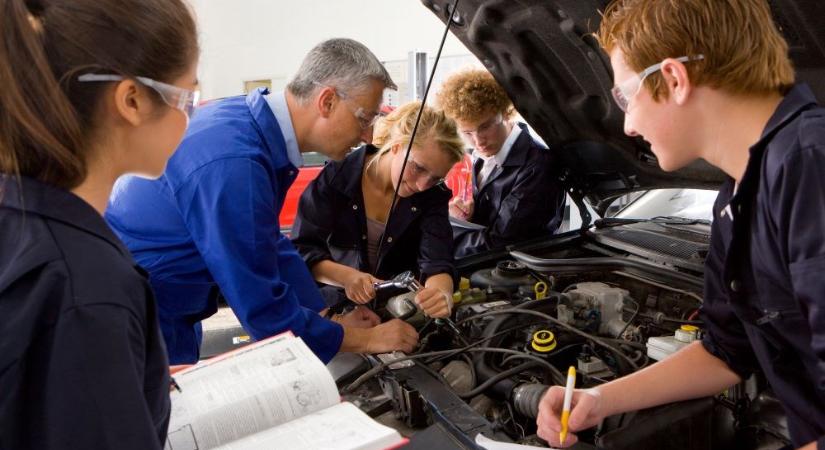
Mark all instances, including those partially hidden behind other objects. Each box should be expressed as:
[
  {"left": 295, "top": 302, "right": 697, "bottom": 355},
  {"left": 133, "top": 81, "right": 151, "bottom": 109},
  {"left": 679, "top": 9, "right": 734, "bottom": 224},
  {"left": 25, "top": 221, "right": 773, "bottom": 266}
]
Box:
[{"left": 330, "top": 224, "right": 792, "bottom": 450}]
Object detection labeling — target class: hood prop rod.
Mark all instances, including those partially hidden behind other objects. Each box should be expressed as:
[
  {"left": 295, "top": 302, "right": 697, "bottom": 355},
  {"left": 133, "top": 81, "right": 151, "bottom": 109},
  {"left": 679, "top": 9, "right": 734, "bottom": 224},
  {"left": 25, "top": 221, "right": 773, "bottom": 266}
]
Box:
[{"left": 376, "top": 0, "right": 461, "bottom": 266}]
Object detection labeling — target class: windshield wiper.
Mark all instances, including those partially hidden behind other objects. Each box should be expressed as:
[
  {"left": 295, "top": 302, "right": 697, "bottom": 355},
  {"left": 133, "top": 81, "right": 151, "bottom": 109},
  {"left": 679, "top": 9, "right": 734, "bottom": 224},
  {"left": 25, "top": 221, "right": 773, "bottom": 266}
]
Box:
[{"left": 594, "top": 215, "right": 710, "bottom": 228}]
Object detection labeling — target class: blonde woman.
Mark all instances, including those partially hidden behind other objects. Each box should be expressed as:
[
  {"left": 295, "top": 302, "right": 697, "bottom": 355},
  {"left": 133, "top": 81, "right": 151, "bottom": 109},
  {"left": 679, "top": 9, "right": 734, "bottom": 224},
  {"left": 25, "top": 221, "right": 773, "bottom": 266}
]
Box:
[{"left": 292, "top": 102, "right": 464, "bottom": 319}]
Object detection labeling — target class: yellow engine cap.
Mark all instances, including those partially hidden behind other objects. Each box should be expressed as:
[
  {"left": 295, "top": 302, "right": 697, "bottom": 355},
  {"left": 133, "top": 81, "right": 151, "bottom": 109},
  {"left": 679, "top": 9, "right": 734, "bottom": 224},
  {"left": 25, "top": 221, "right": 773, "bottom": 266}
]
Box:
[
  {"left": 534, "top": 281, "right": 548, "bottom": 300},
  {"left": 680, "top": 325, "right": 699, "bottom": 332},
  {"left": 459, "top": 277, "right": 471, "bottom": 291},
  {"left": 452, "top": 292, "right": 463, "bottom": 305},
  {"left": 531, "top": 330, "right": 557, "bottom": 352}
]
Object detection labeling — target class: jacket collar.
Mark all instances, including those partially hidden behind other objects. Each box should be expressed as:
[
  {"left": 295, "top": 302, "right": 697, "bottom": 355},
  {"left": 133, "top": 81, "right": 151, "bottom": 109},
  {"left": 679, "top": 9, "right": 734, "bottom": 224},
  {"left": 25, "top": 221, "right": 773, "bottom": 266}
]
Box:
[
  {"left": 724, "top": 84, "right": 819, "bottom": 215},
  {"left": 756, "top": 83, "right": 818, "bottom": 145},
  {"left": 246, "top": 87, "right": 291, "bottom": 170},
  {"left": 473, "top": 122, "right": 535, "bottom": 190},
  {"left": 1, "top": 176, "right": 133, "bottom": 258},
  {"left": 331, "top": 145, "right": 373, "bottom": 199},
  {"left": 501, "top": 122, "right": 533, "bottom": 167}
]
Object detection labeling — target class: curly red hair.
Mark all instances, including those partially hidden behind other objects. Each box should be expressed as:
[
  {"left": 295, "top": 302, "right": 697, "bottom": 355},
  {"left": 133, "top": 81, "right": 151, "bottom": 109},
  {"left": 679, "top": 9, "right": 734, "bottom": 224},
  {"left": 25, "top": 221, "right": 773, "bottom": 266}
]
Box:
[{"left": 436, "top": 69, "right": 513, "bottom": 123}]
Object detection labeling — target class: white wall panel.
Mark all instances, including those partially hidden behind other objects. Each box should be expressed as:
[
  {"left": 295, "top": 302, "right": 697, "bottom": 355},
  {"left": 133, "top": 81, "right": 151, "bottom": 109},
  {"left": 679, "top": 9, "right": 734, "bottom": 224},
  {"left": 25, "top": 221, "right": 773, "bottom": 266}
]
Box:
[{"left": 189, "top": 0, "right": 481, "bottom": 100}]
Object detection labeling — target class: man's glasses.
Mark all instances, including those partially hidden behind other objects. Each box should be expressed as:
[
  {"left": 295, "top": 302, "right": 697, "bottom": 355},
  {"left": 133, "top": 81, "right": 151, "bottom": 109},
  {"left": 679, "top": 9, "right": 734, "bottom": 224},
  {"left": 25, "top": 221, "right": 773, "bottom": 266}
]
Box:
[
  {"left": 313, "top": 82, "right": 381, "bottom": 130},
  {"left": 337, "top": 89, "right": 381, "bottom": 130},
  {"left": 460, "top": 114, "right": 504, "bottom": 140},
  {"left": 78, "top": 73, "right": 200, "bottom": 118},
  {"left": 611, "top": 55, "right": 705, "bottom": 113},
  {"left": 406, "top": 156, "right": 445, "bottom": 187}
]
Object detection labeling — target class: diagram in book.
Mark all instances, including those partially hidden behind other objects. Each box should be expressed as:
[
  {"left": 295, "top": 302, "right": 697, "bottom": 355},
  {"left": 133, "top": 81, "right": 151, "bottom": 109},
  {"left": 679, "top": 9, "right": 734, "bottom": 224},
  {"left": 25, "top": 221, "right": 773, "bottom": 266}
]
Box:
[
  {"left": 291, "top": 379, "right": 322, "bottom": 410},
  {"left": 268, "top": 348, "right": 296, "bottom": 367}
]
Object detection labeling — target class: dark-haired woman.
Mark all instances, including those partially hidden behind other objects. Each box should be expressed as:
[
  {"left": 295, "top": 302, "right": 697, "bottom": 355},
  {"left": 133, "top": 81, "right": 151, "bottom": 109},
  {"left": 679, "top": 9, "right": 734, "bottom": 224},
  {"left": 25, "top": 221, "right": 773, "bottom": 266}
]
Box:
[{"left": 0, "top": 0, "right": 198, "bottom": 448}]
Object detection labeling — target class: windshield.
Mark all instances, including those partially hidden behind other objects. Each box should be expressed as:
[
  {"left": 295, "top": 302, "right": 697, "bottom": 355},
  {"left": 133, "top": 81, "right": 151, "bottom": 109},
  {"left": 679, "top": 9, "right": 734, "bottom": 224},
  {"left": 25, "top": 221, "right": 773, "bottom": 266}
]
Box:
[{"left": 613, "top": 188, "right": 717, "bottom": 221}]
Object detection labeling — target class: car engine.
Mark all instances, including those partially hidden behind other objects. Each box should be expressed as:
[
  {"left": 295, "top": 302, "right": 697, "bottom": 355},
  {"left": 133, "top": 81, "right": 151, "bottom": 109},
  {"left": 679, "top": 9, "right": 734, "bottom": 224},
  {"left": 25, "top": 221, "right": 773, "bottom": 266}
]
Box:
[{"left": 330, "top": 222, "right": 792, "bottom": 450}]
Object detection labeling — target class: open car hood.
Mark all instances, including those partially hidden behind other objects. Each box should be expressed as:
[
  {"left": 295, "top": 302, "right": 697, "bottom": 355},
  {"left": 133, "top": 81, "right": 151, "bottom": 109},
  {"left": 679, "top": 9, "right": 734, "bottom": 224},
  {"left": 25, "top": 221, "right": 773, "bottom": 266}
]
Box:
[{"left": 423, "top": 0, "right": 825, "bottom": 214}]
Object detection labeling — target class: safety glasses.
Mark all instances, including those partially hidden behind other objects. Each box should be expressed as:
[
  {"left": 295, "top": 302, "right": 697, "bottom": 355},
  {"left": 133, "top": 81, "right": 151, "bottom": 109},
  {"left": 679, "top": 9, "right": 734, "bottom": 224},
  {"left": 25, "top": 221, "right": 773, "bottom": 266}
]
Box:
[
  {"left": 339, "top": 91, "right": 381, "bottom": 130},
  {"left": 611, "top": 55, "right": 704, "bottom": 113},
  {"left": 406, "top": 155, "right": 446, "bottom": 187},
  {"left": 78, "top": 73, "right": 200, "bottom": 117},
  {"left": 313, "top": 81, "right": 381, "bottom": 130},
  {"left": 460, "top": 114, "right": 504, "bottom": 140}
]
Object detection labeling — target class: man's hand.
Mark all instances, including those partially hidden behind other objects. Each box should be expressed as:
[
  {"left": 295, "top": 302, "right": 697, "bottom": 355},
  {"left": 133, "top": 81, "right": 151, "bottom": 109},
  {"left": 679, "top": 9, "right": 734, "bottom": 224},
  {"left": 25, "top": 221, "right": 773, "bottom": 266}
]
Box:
[
  {"left": 414, "top": 287, "right": 452, "bottom": 318},
  {"left": 449, "top": 197, "right": 474, "bottom": 221},
  {"left": 343, "top": 271, "right": 381, "bottom": 303},
  {"left": 332, "top": 305, "right": 381, "bottom": 329},
  {"left": 364, "top": 319, "right": 418, "bottom": 353},
  {"left": 536, "top": 387, "right": 605, "bottom": 447}
]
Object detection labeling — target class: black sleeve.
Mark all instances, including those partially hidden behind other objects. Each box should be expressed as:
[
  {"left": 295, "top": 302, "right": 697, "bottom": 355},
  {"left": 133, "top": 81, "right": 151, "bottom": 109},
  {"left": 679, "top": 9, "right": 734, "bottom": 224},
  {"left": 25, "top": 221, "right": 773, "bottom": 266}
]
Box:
[
  {"left": 44, "top": 295, "right": 169, "bottom": 449},
  {"left": 456, "top": 151, "right": 565, "bottom": 257},
  {"left": 418, "top": 189, "right": 459, "bottom": 286},
  {"left": 291, "top": 164, "right": 338, "bottom": 269},
  {"left": 772, "top": 143, "right": 825, "bottom": 383}
]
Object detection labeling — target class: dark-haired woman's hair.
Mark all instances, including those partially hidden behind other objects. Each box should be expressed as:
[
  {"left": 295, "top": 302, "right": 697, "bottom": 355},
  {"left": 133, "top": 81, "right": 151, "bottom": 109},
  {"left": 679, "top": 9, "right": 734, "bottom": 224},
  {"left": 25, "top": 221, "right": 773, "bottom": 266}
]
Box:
[{"left": 0, "top": 0, "right": 198, "bottom": 189}]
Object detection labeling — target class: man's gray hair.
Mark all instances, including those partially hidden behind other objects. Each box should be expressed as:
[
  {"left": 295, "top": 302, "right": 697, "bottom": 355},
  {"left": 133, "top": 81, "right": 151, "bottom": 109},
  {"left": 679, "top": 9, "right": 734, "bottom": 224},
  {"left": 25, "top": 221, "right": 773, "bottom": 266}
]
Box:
[{"left": 287, "top": 38, "right": 397, "bottom": 102}]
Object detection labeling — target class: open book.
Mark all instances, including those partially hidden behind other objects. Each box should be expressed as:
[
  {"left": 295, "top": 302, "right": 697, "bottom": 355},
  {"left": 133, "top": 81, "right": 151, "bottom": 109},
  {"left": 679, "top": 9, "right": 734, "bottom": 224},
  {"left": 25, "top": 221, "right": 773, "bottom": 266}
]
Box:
[{"left": 164, "top": 332, "right": 407, "bottom": 450}]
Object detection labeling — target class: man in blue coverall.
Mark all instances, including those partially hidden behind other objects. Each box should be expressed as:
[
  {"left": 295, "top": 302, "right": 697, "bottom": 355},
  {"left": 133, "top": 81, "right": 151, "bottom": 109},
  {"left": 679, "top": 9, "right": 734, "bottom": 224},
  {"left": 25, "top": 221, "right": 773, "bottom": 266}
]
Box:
[{"left": 106, "top": 38, "right": 419, "bottom": 364}]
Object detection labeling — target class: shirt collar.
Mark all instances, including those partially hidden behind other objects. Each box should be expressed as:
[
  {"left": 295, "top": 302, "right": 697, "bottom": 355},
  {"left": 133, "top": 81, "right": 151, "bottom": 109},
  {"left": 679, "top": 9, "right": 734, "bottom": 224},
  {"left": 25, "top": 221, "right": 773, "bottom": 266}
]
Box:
[
  {"left": 474, "top": 121, "right": 522, "bottom": 166},
  {"left": 264, "top": 90, "right": 303, "bottom": 168}
]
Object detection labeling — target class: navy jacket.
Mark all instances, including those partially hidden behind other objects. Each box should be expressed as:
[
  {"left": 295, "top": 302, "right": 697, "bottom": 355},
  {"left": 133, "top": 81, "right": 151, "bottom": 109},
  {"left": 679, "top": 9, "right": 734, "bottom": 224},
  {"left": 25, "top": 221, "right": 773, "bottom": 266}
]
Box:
[
  {"left": 291, "top": 145, "right": 457, "bottom": 301},
  {"left": 0, "top": 177, "right": 170, "bottom": 450},
  {"left": 454, "top": 123, "right": 566, "bottom": 257},
  {"left": 105, "top": 89, "right": 341, "bottom": 364},
  {"left": 700, "top": 84, "right": 825, "bottom": 448}
]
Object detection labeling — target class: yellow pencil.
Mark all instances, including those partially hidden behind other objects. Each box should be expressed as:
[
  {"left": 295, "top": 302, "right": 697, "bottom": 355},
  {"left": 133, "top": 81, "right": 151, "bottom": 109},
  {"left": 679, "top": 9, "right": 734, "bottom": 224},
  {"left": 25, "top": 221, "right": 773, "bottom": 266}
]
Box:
[{"left": 560, "top": 366, "right": 576, "bottom": 445}]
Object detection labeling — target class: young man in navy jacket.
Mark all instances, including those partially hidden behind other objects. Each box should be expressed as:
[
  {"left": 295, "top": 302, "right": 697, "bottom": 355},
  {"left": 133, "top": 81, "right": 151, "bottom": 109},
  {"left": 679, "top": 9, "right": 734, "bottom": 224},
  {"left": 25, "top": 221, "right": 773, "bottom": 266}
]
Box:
[
  {"left": 437, "top": 69, "right": 566, "bottom": 258},
  {"left": 536, "top": 1, "right": 825, "bottom": 449}
]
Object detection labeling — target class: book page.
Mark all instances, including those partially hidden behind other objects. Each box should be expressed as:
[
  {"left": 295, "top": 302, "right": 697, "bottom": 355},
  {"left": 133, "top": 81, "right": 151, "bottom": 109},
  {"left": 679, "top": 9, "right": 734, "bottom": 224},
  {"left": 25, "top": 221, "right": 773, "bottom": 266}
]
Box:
[
  {"left": 165, "top": 334, "right": 339, "bottom": 450},
  {"left": 215, "top": 402, "right": 405, "bottom": 450},
  {"left": 475, "top": 433, "right": 560, "bottom": 450}
]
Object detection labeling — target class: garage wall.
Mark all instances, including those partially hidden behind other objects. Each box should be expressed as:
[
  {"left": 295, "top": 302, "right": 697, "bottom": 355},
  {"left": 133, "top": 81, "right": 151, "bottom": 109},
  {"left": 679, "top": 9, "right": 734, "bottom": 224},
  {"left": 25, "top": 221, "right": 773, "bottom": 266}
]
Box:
[{"left": 188, "top": 0, "right": 481, "bottom": 101}]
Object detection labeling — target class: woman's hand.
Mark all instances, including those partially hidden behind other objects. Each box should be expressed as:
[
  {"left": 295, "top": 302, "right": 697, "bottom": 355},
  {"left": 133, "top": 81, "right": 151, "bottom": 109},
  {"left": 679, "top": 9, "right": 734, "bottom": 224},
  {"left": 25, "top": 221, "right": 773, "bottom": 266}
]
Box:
[
  {"left": 343, "top": 271, "right": 381, "bottom": 303},
  {"left": 414, "top": 287, "right": 452, "bottom": 318}
]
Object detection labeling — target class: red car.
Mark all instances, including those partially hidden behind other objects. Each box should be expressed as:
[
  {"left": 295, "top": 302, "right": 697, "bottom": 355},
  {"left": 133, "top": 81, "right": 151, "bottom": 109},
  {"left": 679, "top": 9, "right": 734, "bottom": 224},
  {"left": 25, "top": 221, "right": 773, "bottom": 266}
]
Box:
[{"left": 278, "top": 152, "right": 326, "bottom": 234}]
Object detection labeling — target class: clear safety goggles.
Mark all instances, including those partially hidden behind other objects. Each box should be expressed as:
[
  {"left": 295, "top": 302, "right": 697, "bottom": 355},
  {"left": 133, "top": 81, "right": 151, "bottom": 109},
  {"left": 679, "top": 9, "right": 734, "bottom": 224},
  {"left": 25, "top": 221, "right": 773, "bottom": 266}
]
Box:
[
  {"left": 460, "top": 114, "right": 504, "bottom": 140},
  {"left": 611, "top": 55, "right": 704, "bottom": 112},
  {"left": 406, "top": 154, "right": 446, "bottom": 187},
  {"left": 78, "top": 73, "right": 200, "bottom": 117},
  {"left": 313, "top": 81, "right": 381, "bottom": 130}
]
